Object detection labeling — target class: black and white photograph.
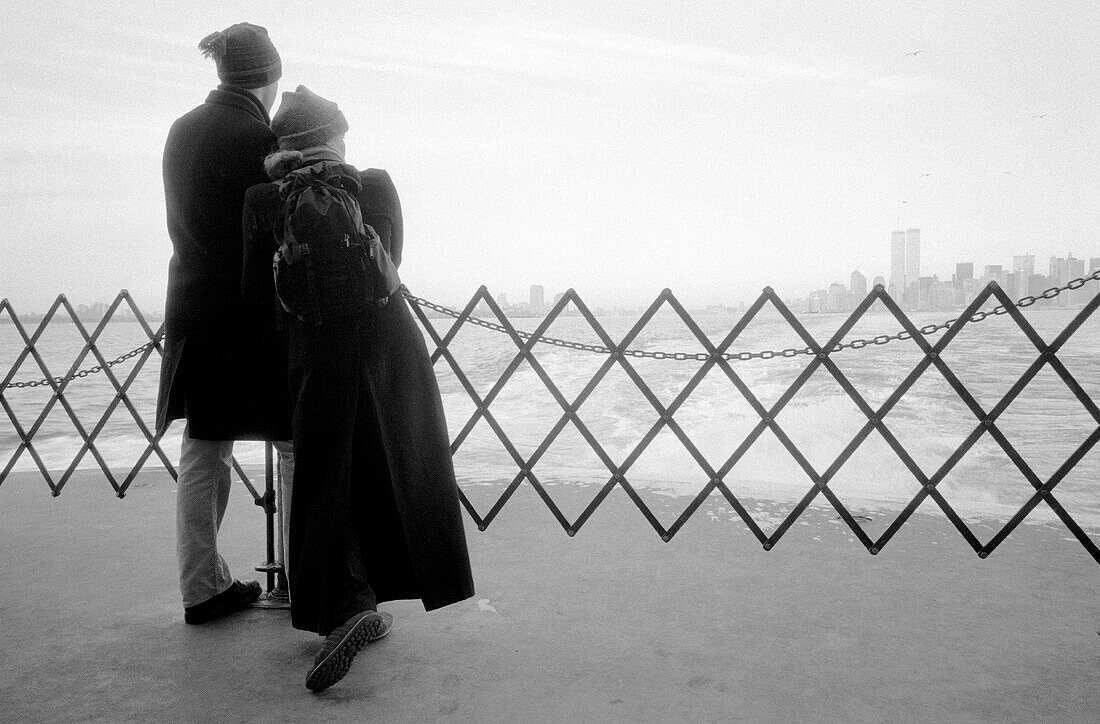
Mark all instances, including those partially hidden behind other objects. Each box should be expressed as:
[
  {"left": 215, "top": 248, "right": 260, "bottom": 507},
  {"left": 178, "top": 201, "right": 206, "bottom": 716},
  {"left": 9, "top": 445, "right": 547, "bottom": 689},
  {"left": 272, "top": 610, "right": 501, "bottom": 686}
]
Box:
[{"left": 2, "top": 2, "right": 1098, "bottom": 721}]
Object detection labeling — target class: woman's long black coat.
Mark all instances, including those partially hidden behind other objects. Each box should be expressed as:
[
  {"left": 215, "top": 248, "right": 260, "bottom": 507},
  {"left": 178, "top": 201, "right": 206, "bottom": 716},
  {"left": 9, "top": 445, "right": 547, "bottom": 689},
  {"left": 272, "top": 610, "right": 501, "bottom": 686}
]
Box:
[{"left": 242, "top": 165, "right": 474, "bottom": 622}]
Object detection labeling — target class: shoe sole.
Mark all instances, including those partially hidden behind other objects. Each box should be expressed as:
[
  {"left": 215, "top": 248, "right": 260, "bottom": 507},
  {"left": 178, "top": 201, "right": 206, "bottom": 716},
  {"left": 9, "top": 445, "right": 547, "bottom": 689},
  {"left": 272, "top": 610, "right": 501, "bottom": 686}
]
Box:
[{"left": 305, "top": 612, "right": 392, "bottom": 692}]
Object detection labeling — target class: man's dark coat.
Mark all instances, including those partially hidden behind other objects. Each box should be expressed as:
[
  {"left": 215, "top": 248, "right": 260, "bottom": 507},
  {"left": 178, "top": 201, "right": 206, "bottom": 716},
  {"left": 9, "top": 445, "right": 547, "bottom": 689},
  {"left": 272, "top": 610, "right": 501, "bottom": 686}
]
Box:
[{"left": 157, "top": 85, "right": 292, "bottom": 441}]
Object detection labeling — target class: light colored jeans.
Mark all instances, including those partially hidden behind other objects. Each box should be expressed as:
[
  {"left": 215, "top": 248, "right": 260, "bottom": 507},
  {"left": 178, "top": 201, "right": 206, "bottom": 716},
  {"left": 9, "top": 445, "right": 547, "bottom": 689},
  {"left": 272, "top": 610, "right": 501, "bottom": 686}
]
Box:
[
  {"left": 176, "top": 426, "right": 293, "bottom": 607},
  {"left": 276, "top": 441, "right": 294, "bottom": 581}
]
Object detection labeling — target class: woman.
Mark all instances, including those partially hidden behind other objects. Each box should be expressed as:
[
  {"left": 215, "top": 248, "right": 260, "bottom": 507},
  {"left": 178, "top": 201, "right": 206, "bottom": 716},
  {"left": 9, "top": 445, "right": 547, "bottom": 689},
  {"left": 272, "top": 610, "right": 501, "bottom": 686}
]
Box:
[{"left": 242, "top": 85, "right": 475, "bottom": 692}]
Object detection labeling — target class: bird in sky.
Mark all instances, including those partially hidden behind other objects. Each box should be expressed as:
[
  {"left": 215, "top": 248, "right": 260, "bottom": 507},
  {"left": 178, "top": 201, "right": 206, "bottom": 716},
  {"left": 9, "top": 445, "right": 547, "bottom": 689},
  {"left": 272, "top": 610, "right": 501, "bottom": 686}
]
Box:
[
  {"left": 904, "top": 50, "right": 923, "bottom": 57},
  {"left": 1031, "top": 113, "right": 1048, "bottom": 119},
  {"left": 920, "top": 173, "right": 932, "bottom": 177}
]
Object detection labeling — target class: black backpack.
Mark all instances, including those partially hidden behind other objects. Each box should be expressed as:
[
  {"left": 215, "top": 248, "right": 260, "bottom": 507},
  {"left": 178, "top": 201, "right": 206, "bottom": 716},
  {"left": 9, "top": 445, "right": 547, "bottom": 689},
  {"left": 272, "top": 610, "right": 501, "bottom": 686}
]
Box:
[{"left": 272, "top": 163, "right": 400, "bottom": 325}]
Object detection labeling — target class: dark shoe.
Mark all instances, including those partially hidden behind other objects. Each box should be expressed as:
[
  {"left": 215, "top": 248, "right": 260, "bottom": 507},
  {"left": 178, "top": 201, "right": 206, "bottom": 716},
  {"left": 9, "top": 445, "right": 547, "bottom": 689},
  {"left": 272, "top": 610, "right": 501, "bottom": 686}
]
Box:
[
  {"left": 183, "top": 580, "right": 262, "bottom": 625},
  {"left": 305, "top": 610, "right": 394, "bottom": 692}
]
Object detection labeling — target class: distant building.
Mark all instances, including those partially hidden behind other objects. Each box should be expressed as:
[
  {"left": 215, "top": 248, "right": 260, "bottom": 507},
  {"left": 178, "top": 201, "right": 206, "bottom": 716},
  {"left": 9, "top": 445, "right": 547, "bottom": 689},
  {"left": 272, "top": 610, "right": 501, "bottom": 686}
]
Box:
[
  {"left": 917, "top": 276, "right": 934, "bottom": 310},
  {"left": 1068, "top": 254, "right": 1087, "bottom": 305},
  {"left": 1048, "top": 256, "right": 1069, "bottom": 307},
  {"left": 1069, "top": 255, "right": 1086, "bottom": 278},
  {"left": 889, "top": 228, "right": 920, "bottom": 306},
  {"left": 954, "top": 262, "right": 974, "bottom": 285},
  {"left": 529, "top": 285, "right": 544, "bottom": 312},
  {"left": 890, "top": 230, "right": 906, "bottom": 301},
  {"left": 1012, "top": 255, "right": 1035, "bottom": 298},
  {"left": 849, "top": 270, "right": 867, "bottom": 302},
  {"left": 952, "top": 263, "right": 976, "bottom": 306},
  {"left": 1047, "top": 255, "right": 1087, "bottom": 306},
  {"left": 827, "top": 283, "right": 848, "bottom": 312},
  {"left": 74, "top": 302, "right": 109, "bottom": 322},
  {"left": 1028, "top": 273, "right": 1046, "bottom": 297},
  {"left": 1048, "top": 255, "right": 1068, "bottom": 283},
  {"left": 553, "top": 291, "right": 565, "bottom": 307},
  {"left": 1087, "top": 257, "right": 1100, "bottom": 306},
  {"left": 912, "top": 275, "right": 956, "bottom": 311},
  {"left": 904, "top": 228, "right": 920, "bottom": 302},
  {"left": 982, "top": 265, "right": 1004, "bottom": 287},
  {"left": 933, "top": 276, "right": 955, "bottom": 310},
  {"left": 496, "top": 292, "right": 508, "bottom": 309},
  {"left": 806, "top": 289, "right": 828, "bottom": 314},
  {"left": 872, "top": 275, "right": 886, "bottom": 291}
]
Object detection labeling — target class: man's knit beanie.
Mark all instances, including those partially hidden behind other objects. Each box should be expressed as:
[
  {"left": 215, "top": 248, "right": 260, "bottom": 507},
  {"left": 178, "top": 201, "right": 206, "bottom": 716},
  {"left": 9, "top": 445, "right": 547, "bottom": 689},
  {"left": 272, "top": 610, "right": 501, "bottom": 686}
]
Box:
[
  {"left": 271, "top": 86, "right": 349, "bottom": 150},
  {"left": 198, "top": 22, "right": 281, "bottom": 89}
]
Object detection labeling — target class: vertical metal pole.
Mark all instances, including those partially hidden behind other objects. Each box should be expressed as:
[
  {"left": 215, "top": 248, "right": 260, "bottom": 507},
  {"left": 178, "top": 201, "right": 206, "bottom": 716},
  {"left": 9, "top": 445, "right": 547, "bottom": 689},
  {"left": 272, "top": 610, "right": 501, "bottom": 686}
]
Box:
[{"left": 264, "top": 441, "right": 275, "bottom": 592}]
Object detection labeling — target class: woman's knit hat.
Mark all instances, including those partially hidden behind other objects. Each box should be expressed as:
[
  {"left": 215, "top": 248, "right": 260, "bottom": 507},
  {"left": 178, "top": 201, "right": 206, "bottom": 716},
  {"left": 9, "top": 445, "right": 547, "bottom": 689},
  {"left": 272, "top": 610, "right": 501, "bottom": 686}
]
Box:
[
  {"left": 198, "top": 22, "right": 281, "bottom": 89},
  {"left": 271, "top": 86, "right": 349, "bottom": 150}
]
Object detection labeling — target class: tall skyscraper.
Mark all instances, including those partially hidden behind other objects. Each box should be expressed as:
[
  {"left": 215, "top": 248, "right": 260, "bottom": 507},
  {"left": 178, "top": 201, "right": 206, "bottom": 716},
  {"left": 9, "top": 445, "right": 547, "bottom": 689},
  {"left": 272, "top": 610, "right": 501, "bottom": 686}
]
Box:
[
  {"left": 955, "top": 262, "right": 974, "bottom": 284},
  {"left": 904, "top": 228, "right": 920, "bottom": 293},
  {"left": 890, "top": 227, "right": 920, "bottom": 304},
  {"left": 530, "top": 285, "right": 545, "bottom": 311},
  {"left": 890, "top": 230, "right": 906, "bottom": 298}
]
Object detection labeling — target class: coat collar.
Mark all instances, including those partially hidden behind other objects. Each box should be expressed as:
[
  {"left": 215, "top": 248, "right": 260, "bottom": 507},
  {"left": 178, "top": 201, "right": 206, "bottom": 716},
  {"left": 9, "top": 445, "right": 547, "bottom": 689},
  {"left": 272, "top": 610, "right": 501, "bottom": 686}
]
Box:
[{"left": 204, "top": 85, "right": 271, "bottom": 125}]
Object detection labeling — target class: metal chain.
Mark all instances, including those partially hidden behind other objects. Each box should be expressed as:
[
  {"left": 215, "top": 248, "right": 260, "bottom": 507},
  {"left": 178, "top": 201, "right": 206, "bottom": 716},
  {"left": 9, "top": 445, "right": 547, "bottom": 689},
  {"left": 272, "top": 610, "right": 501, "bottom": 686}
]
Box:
[
  {"left": 403, "top": 269, "right": 1100, "bottom": 363},
  {"left": 4, "top": 340, "right": 159, "bottom": 389},
  {"left": 4, "top": 270, "right": 1097, "bottom": 389}
]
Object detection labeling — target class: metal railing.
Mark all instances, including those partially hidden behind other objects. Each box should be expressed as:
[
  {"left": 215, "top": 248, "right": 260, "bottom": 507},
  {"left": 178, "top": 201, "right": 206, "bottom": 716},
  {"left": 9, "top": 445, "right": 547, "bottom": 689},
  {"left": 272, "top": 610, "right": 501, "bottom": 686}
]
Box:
[{"left": 2, "top": 275, "right": 1099, "bottom": 569}]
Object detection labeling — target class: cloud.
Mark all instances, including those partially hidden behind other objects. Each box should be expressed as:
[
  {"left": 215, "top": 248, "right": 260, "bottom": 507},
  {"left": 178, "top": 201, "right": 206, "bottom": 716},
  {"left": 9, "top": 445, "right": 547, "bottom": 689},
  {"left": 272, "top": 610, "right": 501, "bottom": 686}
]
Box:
[
  {"left": 0, "top": 44, "right": 206, "bottom": 102},
  {"left": 291, "top": 21, "right": 943, "bottom": 97}
]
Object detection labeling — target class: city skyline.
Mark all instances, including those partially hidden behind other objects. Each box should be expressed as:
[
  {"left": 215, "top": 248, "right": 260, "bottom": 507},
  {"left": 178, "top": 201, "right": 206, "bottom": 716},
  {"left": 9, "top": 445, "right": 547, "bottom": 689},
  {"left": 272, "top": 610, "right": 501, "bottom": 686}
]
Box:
[
  {"left": 3, "top": 4, "right": 1100, "bottom": 314},
  {"left": 478, "top": 226, "right": 1100, "bottom": 314},
  {"left": 482, "top": 228, "right": 1099, "bottom": 316},
  {"left": 804, "top": 228, "right": 1098, "bottom": 314},
  {"left": 10, "top": 239, "right": 1097, "bottom": 319}
]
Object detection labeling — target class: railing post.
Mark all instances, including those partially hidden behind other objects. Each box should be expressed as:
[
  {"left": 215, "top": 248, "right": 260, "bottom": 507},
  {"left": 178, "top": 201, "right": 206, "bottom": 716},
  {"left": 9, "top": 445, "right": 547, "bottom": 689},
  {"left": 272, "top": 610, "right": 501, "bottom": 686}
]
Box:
[
  {"left": 252, "top": 442, "right": 291, "bottom": 609},
  {"left": 253, "top": 442, "right": 279, "bottom": 593},
  {"left": 264, "top": 442, "right": 275, "bottom": 591}
]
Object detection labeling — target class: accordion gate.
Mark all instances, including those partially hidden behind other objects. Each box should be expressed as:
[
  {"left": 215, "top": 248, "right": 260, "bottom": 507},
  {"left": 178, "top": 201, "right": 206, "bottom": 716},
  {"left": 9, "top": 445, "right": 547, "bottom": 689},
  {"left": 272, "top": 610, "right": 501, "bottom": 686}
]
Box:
[{"left": 2, "top": 279, "right": 1099, "bottom": 571}]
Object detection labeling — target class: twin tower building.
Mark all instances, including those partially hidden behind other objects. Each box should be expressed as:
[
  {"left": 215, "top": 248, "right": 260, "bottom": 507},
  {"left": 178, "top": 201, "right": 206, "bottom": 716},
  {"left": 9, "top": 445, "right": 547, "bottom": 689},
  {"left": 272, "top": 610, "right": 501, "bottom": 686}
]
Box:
[{"left": 889, "top": 227, "right": 921, "bottom": 303}]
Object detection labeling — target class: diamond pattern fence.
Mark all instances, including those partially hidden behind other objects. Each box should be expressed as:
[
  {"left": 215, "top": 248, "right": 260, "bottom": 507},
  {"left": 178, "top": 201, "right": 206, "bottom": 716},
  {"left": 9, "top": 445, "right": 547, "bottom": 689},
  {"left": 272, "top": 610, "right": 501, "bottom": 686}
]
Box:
[{"left": 2, "top": 275, "right": 1099, "bottom": 567}]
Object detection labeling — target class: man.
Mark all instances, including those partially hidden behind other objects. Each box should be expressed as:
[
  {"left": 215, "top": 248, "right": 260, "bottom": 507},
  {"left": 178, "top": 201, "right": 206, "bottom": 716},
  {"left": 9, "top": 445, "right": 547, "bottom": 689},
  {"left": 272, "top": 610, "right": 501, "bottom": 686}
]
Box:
[{"left": 157, "top": 22, "right": 293, "bottom": 625}]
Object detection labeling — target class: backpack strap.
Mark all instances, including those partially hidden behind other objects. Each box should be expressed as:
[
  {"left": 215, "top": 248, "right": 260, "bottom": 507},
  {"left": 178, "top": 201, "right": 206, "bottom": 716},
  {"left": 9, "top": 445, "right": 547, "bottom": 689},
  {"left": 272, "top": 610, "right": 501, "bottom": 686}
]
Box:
[
  {"left": 275, "top": 181, "right": 326, "bottom": 325},
  {"left": 301, "top": 243, "right": 324, "bottom": 326}
]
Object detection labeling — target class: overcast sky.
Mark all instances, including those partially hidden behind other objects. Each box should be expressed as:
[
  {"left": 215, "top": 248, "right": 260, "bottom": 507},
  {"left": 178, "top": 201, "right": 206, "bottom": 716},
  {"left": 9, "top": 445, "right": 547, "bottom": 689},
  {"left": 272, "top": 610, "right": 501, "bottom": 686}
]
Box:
[{"left": 2, "top": 1, "right": 1098, "bottom": 313}]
